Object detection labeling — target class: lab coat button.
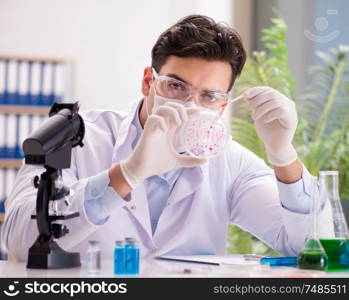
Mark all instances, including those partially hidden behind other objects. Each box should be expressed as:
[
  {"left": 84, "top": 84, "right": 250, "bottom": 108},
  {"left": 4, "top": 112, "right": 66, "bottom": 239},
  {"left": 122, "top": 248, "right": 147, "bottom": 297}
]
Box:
[{"left": 130, "top": 205, "right": 136, "bottom": 210}]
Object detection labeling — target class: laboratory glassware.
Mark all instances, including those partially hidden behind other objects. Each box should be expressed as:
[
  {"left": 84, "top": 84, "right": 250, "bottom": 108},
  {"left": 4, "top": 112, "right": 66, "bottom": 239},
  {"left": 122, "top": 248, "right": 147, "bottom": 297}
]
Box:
[
  {"left": 318, "top": 171, "right": 349, "bottom": 271},
  {"left": 298, "top": 176, "right": 328, "bottom": 270}
]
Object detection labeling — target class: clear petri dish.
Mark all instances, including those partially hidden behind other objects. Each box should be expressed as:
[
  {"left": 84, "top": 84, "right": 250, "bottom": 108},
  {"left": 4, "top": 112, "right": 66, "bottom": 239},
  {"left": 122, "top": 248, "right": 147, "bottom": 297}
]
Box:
[{"left": 179, "top": 110, "right": 228, "bottom": 158}]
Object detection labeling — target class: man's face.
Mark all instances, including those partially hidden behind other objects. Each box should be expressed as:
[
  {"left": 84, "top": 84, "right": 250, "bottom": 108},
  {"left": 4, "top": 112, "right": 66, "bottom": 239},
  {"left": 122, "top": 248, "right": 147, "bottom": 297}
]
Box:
[{"left": 140, "top": 56, "right": 232, "bottom": 123}]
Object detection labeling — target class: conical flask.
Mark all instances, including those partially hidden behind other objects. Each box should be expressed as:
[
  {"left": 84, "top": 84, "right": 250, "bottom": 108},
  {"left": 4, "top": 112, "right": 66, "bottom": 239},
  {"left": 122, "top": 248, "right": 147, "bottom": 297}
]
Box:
[
  {"left": 298, "top": 176, "right": 328, "bottom": 270},
  {"left": 318, "top": 171, "right": 349, "bottom": 271}
]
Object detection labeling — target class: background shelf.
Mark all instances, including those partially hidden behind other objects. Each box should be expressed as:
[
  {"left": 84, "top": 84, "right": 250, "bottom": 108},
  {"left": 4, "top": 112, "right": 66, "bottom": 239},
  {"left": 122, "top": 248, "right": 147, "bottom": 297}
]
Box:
[
  {"left": 0, "top": 55, "right": 69, "bottom": 64},
  {"left": 0, "top": 159, "right": 23, "bottom": 169},
  {"left": 0, "top": 105, "right": 50, "bottom": 116}
]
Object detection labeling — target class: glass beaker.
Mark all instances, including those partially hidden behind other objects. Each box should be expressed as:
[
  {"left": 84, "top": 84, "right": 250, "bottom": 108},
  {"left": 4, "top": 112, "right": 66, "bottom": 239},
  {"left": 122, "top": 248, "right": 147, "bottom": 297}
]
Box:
[
  {"left": 298, "top": 176, "right": 328, "bottom": 270},
  {"left": 318, "top": 171, "right": 349, "bottom": 271}
]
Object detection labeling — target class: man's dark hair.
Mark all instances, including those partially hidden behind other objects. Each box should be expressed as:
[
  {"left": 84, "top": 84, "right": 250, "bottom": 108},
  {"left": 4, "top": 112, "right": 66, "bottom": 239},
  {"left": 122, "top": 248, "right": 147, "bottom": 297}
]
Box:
[{"left": 151, "top": 14, "right": 246, "bottom": 91}]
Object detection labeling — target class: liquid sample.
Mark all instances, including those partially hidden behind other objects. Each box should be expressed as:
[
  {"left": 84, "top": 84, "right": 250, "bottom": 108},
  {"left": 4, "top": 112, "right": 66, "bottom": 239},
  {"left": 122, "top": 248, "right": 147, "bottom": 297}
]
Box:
[
  {"left": 320, "top": 238, "right": 349, "bottom": 271},
  {"left": 298, "top": 238, "right": 328, "bottom": 270},
  {"left": 114, "top": 245, "right": 125, "bottom": 275},
  {"left": 298, "top": 252, "right": 328, "bottom": 270},
  {"left": 125, "top": 245, "right": 139, "bottom": 275}
]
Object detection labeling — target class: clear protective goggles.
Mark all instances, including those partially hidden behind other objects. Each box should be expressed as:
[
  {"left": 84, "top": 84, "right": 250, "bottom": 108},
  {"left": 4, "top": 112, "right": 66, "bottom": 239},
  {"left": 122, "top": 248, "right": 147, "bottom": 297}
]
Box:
[{"left": 151, "top": 68, "right": 231, "bottom": 113}]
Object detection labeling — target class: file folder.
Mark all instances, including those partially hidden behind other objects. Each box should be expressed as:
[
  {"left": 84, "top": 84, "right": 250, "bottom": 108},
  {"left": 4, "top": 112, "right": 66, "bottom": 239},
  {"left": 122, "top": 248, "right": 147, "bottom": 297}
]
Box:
[
  {"left": 25, "top": 61, "right": 33, "bottom": 105},
  {"left": 0, "top": 60, "right": 5, "bottom": 104},
  {"left": 2, "top": 60, "right": 9, "bottom": 105},
  {"left": 7, "top": 60, "right": 17, "bottom": 105},
  {"left": 14, "top": 114, "right": 23, "bottom": 158}
]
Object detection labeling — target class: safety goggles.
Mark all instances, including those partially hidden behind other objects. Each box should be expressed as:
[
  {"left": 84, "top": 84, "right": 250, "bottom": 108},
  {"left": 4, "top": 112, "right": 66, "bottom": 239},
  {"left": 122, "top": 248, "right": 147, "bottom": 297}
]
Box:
[{"left": 151, "top": 68, "right": 231, "bottom": 112}]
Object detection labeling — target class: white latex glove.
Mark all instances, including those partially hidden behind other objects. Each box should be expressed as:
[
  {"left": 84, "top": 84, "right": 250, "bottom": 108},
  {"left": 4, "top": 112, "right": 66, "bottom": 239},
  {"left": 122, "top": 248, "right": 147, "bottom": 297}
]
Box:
[
  {"left": 244, "top": 86, "right": 298, "bottom": 167},
  {"left": 120, "top": 102, "right": 207, "bottom": 188}
]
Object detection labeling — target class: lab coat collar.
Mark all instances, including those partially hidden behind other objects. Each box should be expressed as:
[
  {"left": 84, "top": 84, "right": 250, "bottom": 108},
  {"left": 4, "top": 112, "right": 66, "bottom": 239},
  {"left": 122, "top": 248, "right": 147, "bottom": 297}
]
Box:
[{"left": 111, "top": 100, "right": 140, "bottom": 163}]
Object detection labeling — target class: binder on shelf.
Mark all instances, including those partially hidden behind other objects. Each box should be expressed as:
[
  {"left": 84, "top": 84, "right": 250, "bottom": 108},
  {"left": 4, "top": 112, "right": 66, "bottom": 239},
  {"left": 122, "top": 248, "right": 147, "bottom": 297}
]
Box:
[
  {"left": 45, "top": 62, "right": 53, "bottom": 105},
  {"left": 19, "top": 61, "right": 29, "bottom": 105},
  {"left": 0, "top": 168, "right": 7, "bottom": 207},
  {"left": 31, "top": 115, "right": 41, "bottom": 136},
  {"left": 30, "top": 61, "right": 40, "bottom": 106},
  {"left": 0, "top": 60, "right": 4, "bottom": 104},
  {"left": 0, "top": 167, "right": 17, "bottom": 212},
  {"left": 0, "top": 113, "right": 28, "bottom": 159},
  {"left": 41, "top": 62, "right": 54, "bottom": 106},
  {"left": 27, "top": 114, "right": 33, "bottom": 135},
  {"left": 1, "top": 60, "right": 9, "bottom": 105},
  {"left": 15, "top": 60, "right": 22, "bottom": 105},
  {"left": 6, "top": 114, "right": 16, "bottom": 159},
  {"left": 20, "top": 114, "right": 30, "bottom": 152},
  {"left": 0, "top": 114, "right": 4, "bottom": 158},
  {"left": 0, "top": 168, "right": 3, "bottom": 203},
  {"left": 0, "top": 168, "right": 19, "bottom": 213},
  {"left": 55, "top": 63, "right": 64, "bottom": 103},
  {"left": 25, "top": 61, "right": 33, "bottom": 106},
  {"left": 1, "top": 114, "right": 9, "bottom": 158},
  {"left": 7, "top": 60, "right": 17, "bottom": 105},
  {"left": 48, "top": 62, "right": 57, "bottom": 105},
  {"left": 14, "top": 114, "right": 23, "bottom": 159}
]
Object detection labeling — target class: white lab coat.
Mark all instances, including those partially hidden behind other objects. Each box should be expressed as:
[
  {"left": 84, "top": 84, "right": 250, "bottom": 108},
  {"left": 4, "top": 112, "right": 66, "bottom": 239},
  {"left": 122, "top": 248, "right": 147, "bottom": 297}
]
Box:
[{"left": 1, "top": 100, "right": 331, "bottom": 262}]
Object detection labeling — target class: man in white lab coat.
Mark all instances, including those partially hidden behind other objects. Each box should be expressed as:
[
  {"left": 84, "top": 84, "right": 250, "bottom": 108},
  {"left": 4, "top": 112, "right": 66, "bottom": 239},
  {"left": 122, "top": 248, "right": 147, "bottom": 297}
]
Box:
[{"left": 1, "top": 15, "right": 330, "bottom": 261}]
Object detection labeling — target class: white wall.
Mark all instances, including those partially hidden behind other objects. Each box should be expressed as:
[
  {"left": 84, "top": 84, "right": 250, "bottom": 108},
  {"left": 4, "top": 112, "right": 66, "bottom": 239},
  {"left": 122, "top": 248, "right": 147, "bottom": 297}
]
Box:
[{"left": 0, "top": 0, "right": 234, "bottom": 112}]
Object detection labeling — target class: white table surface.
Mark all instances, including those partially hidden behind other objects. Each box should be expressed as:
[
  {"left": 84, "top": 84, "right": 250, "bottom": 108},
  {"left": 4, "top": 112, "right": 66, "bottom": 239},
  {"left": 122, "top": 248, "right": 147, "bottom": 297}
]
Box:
[{"left": 1, "top": 257, "right": 349, "bottom": 278}]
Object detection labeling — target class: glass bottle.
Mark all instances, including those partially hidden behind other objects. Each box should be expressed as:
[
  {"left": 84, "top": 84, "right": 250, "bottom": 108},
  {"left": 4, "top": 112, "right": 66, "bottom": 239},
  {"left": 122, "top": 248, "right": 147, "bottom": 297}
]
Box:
[
  {"left": 125, "top": 237, "right": 139, "bottom": 275},
  {"left": 114, "top": 240, "right": 125, "bottom": 275},
  {"left": 298, "top": 176, "right": 328, "bottom": 270},
  {"left": 87, "top": 241, "right": 101, "bottom": 273},
  {"left": 318, "top": 171, "right": 349, "bottom": 271}
]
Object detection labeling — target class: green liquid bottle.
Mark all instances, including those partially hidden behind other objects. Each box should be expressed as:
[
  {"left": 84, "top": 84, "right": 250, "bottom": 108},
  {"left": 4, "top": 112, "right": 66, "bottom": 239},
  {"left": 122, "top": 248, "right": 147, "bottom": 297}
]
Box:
[
  {"left": 298, "top": 177, "right": 328, "bottom": 271},
  {"left": 320, "top": 238, "right": 349, "bottom": 271},
  {"left": 318, "top": 171, "right": 349, "bottom": 272},
  {"left": 298, "top": 240, "right": 328, "bottom": 270}
]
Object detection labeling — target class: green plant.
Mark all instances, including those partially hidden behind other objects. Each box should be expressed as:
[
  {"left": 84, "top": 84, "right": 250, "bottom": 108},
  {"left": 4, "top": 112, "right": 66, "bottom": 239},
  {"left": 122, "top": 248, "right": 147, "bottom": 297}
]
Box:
[
  {"left": 297, "top": 46, "right": 349, "bottom": 191},
  {"left": 227, "top": 225, "right": 280, "bottom": 256},
  {"left": 231, "top": 17, "right": 295, "bottom": 164},
  {"left": 227, "top": 15, "right": 349, "bottom": 256}
]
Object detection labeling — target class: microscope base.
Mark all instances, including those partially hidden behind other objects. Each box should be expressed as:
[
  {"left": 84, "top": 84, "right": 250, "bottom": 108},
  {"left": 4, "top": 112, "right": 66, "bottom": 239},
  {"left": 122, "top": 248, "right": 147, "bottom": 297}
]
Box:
[{"left": 27, "top": 237, "right": 81, "bottom": 269}]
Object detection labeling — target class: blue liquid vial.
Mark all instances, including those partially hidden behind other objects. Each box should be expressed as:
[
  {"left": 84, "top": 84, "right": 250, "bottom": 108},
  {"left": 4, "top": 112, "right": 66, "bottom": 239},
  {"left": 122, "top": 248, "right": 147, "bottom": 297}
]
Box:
[
  {"left": 114, "top": 240, "right": 125, "bottom": 275},
  {"left": 125, "top": 238, "right": 139, "bottom": 275}
]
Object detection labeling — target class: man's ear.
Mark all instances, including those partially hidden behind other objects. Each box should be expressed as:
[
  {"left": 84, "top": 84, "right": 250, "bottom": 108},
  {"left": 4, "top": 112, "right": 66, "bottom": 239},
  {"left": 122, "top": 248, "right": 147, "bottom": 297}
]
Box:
[{"left": 141, "top": 67, "right": 152, "bottom": 96}]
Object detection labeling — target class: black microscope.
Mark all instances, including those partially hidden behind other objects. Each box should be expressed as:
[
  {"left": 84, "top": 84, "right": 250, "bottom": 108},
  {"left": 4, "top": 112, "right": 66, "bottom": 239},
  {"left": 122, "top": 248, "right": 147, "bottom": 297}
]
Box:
[{"left": 22, "top": 102, "right": 85, "bottom": 269}]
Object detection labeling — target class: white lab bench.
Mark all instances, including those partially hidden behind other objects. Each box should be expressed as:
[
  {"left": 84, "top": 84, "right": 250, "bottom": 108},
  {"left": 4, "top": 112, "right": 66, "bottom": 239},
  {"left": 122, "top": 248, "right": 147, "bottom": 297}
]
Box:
[{"left": 1, "top": 257, "right": 349, "bottom": 278}]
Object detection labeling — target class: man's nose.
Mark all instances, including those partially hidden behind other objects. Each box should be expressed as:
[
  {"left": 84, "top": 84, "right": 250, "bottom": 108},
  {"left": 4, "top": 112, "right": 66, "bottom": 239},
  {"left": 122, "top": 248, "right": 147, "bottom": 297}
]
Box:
[{"left": 186, "top": 94, "right": 199, "bottom": 104}]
